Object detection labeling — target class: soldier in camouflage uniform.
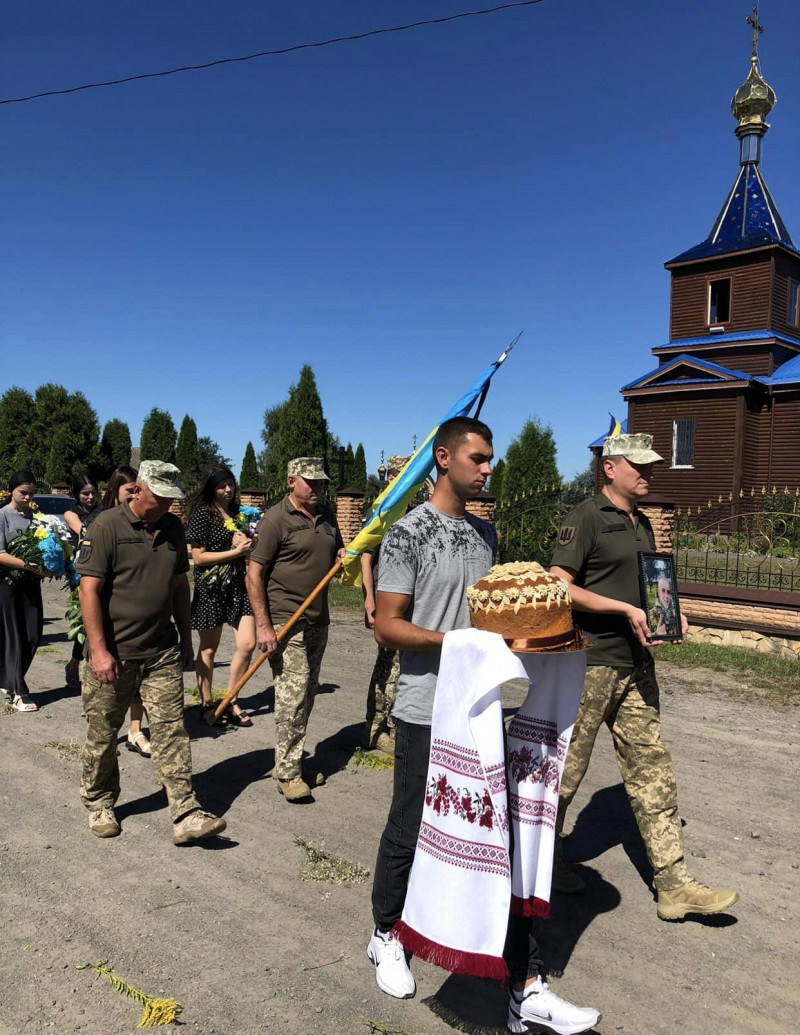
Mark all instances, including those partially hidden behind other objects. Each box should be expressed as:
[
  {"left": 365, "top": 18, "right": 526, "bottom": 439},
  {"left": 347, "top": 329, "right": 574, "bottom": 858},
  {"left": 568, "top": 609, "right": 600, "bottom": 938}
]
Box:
[
  {"left": 550, "top": 434, "right": 739, "bottom": 920},
  {"left": 77, "top": 461, "right": 226, "bottom": 845},
  {"left": 247, "top": 458, "right": 345, "bottom": 802},
  {"left": 360, "top": 455, "right": 409, "bottom": 753}
]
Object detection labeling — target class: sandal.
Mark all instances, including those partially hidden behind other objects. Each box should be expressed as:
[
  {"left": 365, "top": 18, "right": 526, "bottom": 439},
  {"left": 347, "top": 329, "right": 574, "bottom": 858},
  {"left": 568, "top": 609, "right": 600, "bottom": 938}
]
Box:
[
  {"left": 12, "top": 694, "right": 38, "bottom": 712},
  {"left": 126, "top": 731, "right": 151, "bottom": 758},
  {"left": 226, "top": 706, "right": 253, "bottom": 728},
  {"left": 200, "top": 702, "right": 227, "bottom": 727}
]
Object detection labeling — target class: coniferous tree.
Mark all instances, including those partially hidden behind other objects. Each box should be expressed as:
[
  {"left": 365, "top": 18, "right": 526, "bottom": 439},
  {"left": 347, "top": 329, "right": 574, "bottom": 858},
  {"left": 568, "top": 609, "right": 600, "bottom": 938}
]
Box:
[
  {"left": 99, "top": 419, "right": 132, "bottom": 474},
  {"left": 44, "top": 426, "right": 76, "bottom": 486},
  {"left": 500, "top": 418, "right": 561, "bottom": 563},
  {"left": 175, "top": 415, "right": 200, "bottom": 491},
  {"left": 29, "top": 385, "right": 99, "bottom": 483},
  {"left": 0, "top": 386, "right": 36, "bottom": 483},
  {"left": 139, "top": 408, "right": 177, "bottom": 464},
  {"left": 197, "top": 436, "right": 231, "bottom": 471},
  {"left": 258, "top": 400, "right": 289, "bottom": 498},
  {"left": 240, "top": 441, "right": 259, "bottom": 487},
  {"left": 353, "top": 443, "right": 368, "bottom": 491},
  {"left": 343, "top": 443, "right": 355, "bottom": 487},
  {"left": 488, "top": 457, "right": 506, "bottom": 499},
  {"left": 277, "top": 365, "right": 328, "bottom": 475}
]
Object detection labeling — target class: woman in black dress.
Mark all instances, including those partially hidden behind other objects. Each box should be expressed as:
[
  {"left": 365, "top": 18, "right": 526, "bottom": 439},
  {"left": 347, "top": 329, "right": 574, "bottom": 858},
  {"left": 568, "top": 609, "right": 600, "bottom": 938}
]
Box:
[
  {"left": 0, "top": 471, "right": 45, "bottom": 712},
  {"left": 187, "top": 465, "right": 256, "bottom": 726},
  {"left": 63, "top": 474, "right": 101, "bottom": 690}
]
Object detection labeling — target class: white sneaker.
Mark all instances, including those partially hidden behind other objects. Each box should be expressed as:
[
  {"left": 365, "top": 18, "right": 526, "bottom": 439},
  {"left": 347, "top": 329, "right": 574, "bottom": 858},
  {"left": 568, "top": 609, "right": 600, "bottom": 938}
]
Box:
[
  {"left": 367, "top": 928, "right": 415, "bottom": 999},
  {"left": 507, "top": 977, "right": 600, "bottom": 1034}
]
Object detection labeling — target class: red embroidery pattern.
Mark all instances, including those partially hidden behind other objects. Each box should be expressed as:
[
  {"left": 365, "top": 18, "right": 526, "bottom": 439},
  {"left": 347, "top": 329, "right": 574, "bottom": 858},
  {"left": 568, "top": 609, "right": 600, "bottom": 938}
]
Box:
[
  {"left": 509, "top": 794, "right": 557, "bottom": 828},
  {"left": 417, "top": 822, "right": 510, "bottom": 878},
  {"left": 508, "top": 714, "right": 558, "bottom": 749},
  {"left": 507, "top": 745, "right": 561, "bottom": 793},
  {"left": 425, "top": 773, "right": 507, "bottom": 832}
]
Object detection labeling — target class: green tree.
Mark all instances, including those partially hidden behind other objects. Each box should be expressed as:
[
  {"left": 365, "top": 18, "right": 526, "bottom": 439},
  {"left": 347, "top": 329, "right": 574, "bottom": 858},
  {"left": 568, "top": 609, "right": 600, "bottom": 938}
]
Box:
[
  {"left": 258, "top": 400, "right": 289, "bottom": 498},
  {"left": 571, "top": 459, "right": 596, "bottom": 493},
  {"left": 175, "top": 415, "right": 200, "bottom": 491},
  {"left": 0, "top": 386, "right": 35, "bottom": 483},
  {"left": 343, "top": 443, "right": 355, "bottom": 487},
  {"left": 99, "top": 418, "right": 132, "bottom": 474},
  {"left": 277, "top": 365, "right": 329, "bottom": 473},
  {"left": 139, "top": 408, "right": 176, "bottom": 464},
  {"left": 499, "top": 418, "right": 560, "bottom": 563},
  {"left": 353, "top": 443, "right": 367, "bottom": 491},
  {"left": 488, "top": 457, "right": 506, "bottom": 499},
  {"left": 240, "top": 441, "right": 259, "bottom": 488},
  {"left": 44, "top": 426, "right": 76, "bottom": 486},
  {"left": 197, "top": 435, "right": 231, "bottom": 472},
  {"left": 30, "top": 385, "right": 99, "bottom": 484}
]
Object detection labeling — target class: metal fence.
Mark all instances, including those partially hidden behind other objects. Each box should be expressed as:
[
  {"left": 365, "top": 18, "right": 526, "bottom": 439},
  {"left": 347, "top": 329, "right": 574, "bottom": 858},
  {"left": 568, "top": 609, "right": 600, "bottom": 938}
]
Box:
[
  {"left": 674, "top": 491, "right": 800, "bottom": 594},
  {"left": 494, "top": 485, "right": 593, "bottom": 564}
]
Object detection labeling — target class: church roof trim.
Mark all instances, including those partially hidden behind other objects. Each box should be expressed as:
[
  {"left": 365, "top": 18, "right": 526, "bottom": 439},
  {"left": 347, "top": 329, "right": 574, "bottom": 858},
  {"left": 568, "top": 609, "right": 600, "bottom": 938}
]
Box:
[
  {"left": 652, "top": 329, "right": 800, "bottom": 354},
  {"left": 620, "top": 353, "right": 764, "bottom": 393}
]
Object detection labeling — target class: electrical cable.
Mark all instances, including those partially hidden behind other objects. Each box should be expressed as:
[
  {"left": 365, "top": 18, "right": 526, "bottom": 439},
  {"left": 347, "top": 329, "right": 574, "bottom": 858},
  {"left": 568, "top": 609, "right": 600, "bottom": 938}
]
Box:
[{"left": 0, "top": 1, "right": 545, "bottom": 107}]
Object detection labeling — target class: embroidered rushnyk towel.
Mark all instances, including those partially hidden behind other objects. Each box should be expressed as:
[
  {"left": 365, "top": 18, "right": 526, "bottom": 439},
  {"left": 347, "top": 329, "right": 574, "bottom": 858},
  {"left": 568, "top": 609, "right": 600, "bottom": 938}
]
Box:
[
  {"left": 508, "top": 650, "right": 586, "bottom": 918},
  {"left": 392, "top": 628, "right": 586, "bottom": 980}
]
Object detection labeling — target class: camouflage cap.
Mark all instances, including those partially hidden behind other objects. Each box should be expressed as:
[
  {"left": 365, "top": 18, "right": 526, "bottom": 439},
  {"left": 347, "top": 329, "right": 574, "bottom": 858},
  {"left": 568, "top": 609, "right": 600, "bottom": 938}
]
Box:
[
  {"left": 602, "top": 433, "right": 664, "bottom": 464},
  {"left": 387, "top": 454, "right": 410, "bottom": 474},
  {"left": 287, "top": 457, "right": 329, "bottom": 481},
  {"left": 138, "top": 460, "right": 185, "bottom": 499}
]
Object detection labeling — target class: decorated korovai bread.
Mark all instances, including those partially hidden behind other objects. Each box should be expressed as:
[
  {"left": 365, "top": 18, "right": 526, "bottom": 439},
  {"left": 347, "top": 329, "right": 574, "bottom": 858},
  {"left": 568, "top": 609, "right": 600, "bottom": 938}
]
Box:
[{"left": 466, "top": 562, "right": 575, "bottom": 647}]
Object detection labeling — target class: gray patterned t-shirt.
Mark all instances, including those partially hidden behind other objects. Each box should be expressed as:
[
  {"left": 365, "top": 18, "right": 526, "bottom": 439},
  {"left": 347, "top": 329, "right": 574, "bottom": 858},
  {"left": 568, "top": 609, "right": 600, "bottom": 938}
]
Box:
[{"left": 377, "top": 501, "right": 497, "bottom": 725}]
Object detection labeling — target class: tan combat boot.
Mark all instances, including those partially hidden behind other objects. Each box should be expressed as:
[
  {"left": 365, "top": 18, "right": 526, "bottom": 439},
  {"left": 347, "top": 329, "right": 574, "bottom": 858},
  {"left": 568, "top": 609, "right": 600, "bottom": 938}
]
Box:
[
  {"left": 172, "top": 810, "right": 227, "bottom": 845},
  {"left": 88, "top": 807, "right": 120, "bottom": 839},
  {"left": 372, "top": 729, "right": 395, "bottom": 754},
  {"left": 657, "top": 880, "right": 739, "bottom": 921},
  {"left": 277, "top": 776, "right": 313, "bottom": 802}
]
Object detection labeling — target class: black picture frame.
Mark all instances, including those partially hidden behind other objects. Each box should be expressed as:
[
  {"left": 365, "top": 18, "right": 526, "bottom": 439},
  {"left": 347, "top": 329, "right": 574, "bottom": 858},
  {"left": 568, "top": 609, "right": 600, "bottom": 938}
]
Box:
[{"left": 637, "top": 552, "right": 683, "bottom": 642}]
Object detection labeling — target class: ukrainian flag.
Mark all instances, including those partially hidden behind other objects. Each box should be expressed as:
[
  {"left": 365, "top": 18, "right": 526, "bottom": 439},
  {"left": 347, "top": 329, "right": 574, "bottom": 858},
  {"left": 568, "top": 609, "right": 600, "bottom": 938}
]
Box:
[
  {"left": 341, "top": 338, "right": 517, "bottom": 586},
  {"left": 607, "top": 413, "right": 622, "bottom": 437}
]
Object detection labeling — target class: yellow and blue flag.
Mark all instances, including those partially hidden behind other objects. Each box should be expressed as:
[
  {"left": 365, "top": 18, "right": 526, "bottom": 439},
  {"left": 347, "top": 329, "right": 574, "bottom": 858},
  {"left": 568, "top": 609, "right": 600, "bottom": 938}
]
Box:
[
  {"left": 607, "top": 413, "right": 622, "bottom": 437},
  {"left": 341, "top": 337, "right": 518, "bottom": 585}
]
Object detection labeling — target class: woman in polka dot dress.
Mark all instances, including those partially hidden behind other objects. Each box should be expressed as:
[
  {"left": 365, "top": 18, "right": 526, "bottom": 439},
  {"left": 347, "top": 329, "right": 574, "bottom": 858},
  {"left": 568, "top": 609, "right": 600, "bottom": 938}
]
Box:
[{"left": 187, "top": 466, "right": 257, "bottom": 727}]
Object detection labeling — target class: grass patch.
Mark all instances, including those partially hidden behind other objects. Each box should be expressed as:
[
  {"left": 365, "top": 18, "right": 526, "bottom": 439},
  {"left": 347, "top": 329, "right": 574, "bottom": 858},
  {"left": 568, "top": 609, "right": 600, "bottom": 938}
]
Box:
[
  {"left": 329, "top": 578, "right": 363, "bottom": 612},
  {"left": 45, "top": 740, "right": 83, "bottom": 762},
  {"left": 294, "top": 836, "right": 370, "bottom": 885},
  {"left": 36, "top": 646, "right": 62, "bottom": 655},
  {"left": 350, "top": 746, "right": 395, "bottom": 772},
  {"left": 1, "top": 700, "right": 13, "bottom": 716},
  {"left": 657, "top": 642, "right": 800, "bottom": 706},
  {"left": 184, "top": 684, "right": 227, "bottom": 703}
]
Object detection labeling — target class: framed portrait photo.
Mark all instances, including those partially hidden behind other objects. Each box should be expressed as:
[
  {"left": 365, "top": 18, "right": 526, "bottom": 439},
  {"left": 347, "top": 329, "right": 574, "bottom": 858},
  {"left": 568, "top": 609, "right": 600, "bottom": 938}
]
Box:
[{"left": 637, "top": 552, "right": 682, "bottom": 642}]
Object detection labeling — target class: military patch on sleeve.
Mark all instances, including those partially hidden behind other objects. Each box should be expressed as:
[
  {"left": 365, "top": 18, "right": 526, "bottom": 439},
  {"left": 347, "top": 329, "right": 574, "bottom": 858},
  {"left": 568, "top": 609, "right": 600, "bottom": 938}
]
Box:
[
  {"left": 557, "top": 526, "right": 576, "bottom": 547},
  {"left": 78, "top": 538, "right": 92, "bottom": 562}
]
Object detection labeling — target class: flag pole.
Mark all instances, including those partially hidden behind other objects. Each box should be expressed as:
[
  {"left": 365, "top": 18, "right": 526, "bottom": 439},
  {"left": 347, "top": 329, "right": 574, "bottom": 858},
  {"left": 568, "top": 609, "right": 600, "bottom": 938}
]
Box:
[{"left": 211, "top": 558, "right": 343, "bottom": 723}]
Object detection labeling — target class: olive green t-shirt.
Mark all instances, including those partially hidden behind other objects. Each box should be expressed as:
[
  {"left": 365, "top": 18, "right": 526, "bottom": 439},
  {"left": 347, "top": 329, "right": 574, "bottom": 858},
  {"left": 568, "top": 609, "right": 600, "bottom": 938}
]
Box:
[
  {"left": 249, "top": 495, "right": 344, "bottom": 627},
  {"left": 550, "top": 492, "right": 655, "bottom": 668},
  {"left": 76, "top": 500, "right": 190, "bottom": 660}
]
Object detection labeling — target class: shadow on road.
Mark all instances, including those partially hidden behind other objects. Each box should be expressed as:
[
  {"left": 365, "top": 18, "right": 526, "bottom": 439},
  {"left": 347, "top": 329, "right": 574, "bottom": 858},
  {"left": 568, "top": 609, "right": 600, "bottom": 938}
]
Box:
[{"left": 567, "top": 783, "right": 653, "bottom": 892}]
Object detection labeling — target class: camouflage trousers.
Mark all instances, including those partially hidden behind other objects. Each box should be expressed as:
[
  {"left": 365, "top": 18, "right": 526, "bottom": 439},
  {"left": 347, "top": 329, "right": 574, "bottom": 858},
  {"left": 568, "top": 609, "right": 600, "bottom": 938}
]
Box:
[
  {"left": 557, "top": 658, "right": 689, "bottom": 891},
  {"left": 269, "top": 623, "right": 328, "bottom": 781},
  {"left": 80, "top": 646, "right": 200, "bottom": 823},
  {"left": 364, "top": 646, "right": 399, "bottom": 731}
]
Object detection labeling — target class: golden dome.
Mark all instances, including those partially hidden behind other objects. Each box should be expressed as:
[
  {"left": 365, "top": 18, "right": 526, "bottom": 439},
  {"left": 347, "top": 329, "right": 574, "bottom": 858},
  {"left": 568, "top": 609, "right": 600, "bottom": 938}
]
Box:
[{"left": 731, "top": 55, "right": 776, "bottom": 129}]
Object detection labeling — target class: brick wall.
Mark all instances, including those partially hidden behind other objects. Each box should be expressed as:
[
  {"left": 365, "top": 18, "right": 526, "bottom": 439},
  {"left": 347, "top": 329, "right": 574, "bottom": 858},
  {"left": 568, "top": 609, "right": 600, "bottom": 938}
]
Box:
[
  {"left": 466, "top": 494, "right": 496, "bottom": 524},
  {"left": 336, "top": 489, "right": 365, "bottom": 546},
  {"left": 639, "top": 496, "right": 675, "bottom": 553},
  {"left": 240, "top": 488, "right": 267, "bottom": 511}
]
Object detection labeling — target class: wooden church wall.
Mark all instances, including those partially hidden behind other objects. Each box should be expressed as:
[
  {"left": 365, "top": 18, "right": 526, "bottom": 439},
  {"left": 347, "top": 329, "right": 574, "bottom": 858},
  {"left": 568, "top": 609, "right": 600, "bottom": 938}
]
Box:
[
  {"left": 669, "top": 256, "right": 772, "bottom": 340},
  {"left": 672, "top": 344, "right": 776, "bottom": 376},
  {"left": 769, "top": 392, "right": 800, "bottom": 487},
  {"left": 743, "top": 396, "right": 772, "bottom": 489},
  {"left": 772, "top": 252, "right": 800, "bottom": 339},
  {"left": 627, "top": 390, "right": 740, "bottom": 509}
]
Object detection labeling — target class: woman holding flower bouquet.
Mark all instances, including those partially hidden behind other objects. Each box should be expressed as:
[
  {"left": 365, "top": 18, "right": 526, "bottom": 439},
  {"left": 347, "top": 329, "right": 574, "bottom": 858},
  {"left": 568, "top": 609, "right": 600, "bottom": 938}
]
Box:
[
  {"left": 63, "top": 475, "right": 101, "bottom": 691},
  {"left": 0, "top": 472, "right": 45, "bottom": 712},
  {"left": 187, "top": 465, "right": 259, "bottom": 727}
]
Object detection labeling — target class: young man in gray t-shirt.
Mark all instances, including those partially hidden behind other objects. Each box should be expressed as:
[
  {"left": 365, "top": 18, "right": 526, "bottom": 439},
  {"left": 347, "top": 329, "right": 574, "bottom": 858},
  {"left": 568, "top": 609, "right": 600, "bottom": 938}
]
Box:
[{"left": 366, "top": 418, "right": 601, "bottom": 1035}]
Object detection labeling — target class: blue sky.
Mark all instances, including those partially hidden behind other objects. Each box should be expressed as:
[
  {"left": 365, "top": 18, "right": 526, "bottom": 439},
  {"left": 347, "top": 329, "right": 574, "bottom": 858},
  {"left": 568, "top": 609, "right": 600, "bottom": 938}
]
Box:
[{"left": 2, "top": 1, "right": 798, "bottom": 481}]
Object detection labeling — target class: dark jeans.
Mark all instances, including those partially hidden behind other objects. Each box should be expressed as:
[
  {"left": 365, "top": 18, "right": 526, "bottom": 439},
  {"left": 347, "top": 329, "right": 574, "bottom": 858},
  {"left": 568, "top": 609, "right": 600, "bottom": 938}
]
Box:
[{"left": 372, "top": 718, "right": 541, "bottom": 983}]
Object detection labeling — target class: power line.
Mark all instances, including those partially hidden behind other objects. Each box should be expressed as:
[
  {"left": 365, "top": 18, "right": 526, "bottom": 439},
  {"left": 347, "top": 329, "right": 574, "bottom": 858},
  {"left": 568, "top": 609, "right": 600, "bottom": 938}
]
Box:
[{"left": 0, "top": 1, "right": 545, "bottom": 107}]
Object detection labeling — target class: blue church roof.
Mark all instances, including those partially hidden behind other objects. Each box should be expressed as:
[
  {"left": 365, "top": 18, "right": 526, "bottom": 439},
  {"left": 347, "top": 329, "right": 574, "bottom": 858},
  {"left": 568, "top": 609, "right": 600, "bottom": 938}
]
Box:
[
  {"left": 668, "top": 164, "right": 796, "bottom": 264},
  {"left": 621, "top": 354, "right": 765, "bottom": 393},
  {"left": 653, "top": 329, "right": 800, "bottom": 352},
  {"left": 767, "top": 352, "right": 800, "bottom": 385},
  {"left": 588, "top": 418, "right": 627, "bottom": 449}
]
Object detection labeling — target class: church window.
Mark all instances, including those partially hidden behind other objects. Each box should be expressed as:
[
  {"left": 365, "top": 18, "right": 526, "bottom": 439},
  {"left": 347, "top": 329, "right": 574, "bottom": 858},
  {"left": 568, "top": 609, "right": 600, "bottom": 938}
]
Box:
[
  {"left": 708, "top": 279, "right": 731, "bottom": 324},
  {"left": 788, "top": 280, "right": 800, "bottom": 327},
  {"left": 672, "top": 418, "right": 695, "bottom": 468}
]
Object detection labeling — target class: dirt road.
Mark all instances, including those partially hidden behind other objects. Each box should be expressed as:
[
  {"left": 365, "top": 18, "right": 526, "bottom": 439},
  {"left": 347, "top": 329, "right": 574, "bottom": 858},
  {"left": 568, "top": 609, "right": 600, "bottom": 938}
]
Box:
[{"left": 0, "top": 581, "right": 797, "bottom": 1034}]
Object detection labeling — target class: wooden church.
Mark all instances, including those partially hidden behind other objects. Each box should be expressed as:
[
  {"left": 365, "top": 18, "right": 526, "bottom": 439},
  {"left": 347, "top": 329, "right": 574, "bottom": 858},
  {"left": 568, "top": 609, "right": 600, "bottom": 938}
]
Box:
[{"left": 615, "top": 17, "right": 800, "bottom": 511}]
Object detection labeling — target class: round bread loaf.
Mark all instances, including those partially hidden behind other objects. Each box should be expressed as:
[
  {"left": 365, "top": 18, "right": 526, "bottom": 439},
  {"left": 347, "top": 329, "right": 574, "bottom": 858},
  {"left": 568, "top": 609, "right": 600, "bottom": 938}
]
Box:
[{"left": 466, "top": 562, "right": 574, "bottom": 645}]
